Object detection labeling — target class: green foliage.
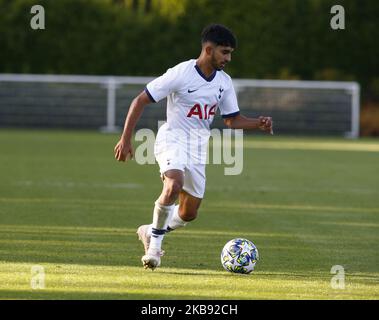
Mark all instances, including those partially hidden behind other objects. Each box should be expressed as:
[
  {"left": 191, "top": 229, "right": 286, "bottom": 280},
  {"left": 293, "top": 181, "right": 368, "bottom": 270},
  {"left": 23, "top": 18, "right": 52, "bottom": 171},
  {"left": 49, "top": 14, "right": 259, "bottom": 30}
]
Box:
[{"left": 0, "top": 0, "right": 378, "bottom": 101}]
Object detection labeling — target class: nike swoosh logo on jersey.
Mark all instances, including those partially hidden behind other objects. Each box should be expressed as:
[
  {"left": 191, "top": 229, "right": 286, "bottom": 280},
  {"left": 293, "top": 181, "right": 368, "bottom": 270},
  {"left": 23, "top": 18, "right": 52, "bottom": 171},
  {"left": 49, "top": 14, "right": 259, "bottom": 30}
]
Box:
[{"left": 188, "top": 89, "right": 199, "bottom": 93}]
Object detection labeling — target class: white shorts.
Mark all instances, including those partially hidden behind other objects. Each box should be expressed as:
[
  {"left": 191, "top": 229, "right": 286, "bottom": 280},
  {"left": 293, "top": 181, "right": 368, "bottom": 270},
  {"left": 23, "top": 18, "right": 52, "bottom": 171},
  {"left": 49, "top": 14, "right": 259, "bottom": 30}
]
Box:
[{"left": 154, "top": 125, "right": 206, "bottom": 199}]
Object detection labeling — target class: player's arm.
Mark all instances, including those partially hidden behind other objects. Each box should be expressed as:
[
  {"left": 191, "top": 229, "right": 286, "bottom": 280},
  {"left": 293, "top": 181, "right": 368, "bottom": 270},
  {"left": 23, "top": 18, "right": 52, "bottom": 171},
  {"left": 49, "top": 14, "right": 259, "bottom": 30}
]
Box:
[
  {"left": 224, "top": 114, "right": 273, "bottom": 134},
  {"left": 114, "top": 65, "right": 179, "bottom": 162},
  {"left": 114, "top": 91, "right": 153, "bottom": 162}
]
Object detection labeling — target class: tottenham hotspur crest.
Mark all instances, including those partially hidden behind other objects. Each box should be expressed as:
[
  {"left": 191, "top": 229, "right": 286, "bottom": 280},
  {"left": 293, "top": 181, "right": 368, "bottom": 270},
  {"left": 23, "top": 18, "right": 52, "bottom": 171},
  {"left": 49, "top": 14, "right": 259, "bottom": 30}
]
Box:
[{"left": 218, "top": 86, "right": 224, "bottom": 99}]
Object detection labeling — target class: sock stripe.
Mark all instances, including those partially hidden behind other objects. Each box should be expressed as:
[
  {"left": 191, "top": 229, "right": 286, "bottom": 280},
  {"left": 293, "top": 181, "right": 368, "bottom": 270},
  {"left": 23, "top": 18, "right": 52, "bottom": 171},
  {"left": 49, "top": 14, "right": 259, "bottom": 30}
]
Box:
[{"left": 151, "top": 228, "right": 166, "bottom": 236}]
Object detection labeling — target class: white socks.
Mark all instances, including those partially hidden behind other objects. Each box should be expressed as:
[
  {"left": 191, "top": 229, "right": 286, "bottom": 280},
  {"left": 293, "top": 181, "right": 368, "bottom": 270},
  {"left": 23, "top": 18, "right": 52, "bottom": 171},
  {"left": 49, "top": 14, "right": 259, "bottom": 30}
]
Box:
[
  {"left": 149, "top": 201, "right": 174, "bottom": 252},
  {"left": 167, "top": 205, "right": 188, "bottom": 231},
  {"left": 147, "top": 204, "right": 188, "bottom": 240}
]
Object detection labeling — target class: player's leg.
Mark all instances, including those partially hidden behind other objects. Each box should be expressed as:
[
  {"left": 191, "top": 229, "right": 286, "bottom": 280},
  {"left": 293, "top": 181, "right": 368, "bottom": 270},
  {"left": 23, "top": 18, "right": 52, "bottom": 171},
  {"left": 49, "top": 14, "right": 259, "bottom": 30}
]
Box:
[
  {"left": 138, "top": 127, "right": 188, "bottom": 269},
  {"left": 167, "top": 162, "right": 205, "bottom": 231},
  {"left": 150, "top": 169, "right": 183, "bottom": 248},
  {"left": 157, "top": 169, "right": 184, "bottom": 205},
  {"left": 137, "top": 171, "right": 181, "bottom": 253},
  {"left": 140, "top": 169, "right": 183, "bottom": 269},
  {"left": 167, "top": 190, "right": 202, "bottom": 232}
]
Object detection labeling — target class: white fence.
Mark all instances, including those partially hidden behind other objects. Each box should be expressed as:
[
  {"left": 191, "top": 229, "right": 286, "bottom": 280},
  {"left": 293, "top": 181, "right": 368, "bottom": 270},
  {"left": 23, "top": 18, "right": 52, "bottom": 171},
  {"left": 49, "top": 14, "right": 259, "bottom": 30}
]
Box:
[{"left": 0, "top": 74, "right": 360, "bottom": 137}]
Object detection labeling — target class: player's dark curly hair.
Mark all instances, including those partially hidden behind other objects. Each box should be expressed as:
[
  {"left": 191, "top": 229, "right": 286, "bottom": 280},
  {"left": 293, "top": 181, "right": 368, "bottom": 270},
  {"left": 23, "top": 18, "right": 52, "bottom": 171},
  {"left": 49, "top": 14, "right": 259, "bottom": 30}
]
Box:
[{"left": 201, "top": 24, "right": 237, "bottom": 48}]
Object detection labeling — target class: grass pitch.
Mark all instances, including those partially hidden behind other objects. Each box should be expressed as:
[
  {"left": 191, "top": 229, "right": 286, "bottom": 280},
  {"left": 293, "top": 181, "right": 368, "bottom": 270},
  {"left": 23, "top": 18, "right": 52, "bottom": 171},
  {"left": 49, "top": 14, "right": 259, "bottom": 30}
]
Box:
[{"left": 0, "top": 129, "right": 378, "bottom": 299}]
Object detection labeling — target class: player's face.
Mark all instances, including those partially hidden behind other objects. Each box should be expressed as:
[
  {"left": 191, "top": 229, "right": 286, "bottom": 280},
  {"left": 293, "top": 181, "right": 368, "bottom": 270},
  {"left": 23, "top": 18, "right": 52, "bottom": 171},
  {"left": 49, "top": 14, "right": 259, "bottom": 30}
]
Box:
[{"left": 211, "top": 45, "right": 234, "bottom": 71}]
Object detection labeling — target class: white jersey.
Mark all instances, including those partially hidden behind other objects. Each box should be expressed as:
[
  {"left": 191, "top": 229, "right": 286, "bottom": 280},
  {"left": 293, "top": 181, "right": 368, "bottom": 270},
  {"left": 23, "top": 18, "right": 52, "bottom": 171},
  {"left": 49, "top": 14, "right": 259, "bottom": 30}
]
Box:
[{"left": 145, "top": 59, "right": 240, "bottom": 150}]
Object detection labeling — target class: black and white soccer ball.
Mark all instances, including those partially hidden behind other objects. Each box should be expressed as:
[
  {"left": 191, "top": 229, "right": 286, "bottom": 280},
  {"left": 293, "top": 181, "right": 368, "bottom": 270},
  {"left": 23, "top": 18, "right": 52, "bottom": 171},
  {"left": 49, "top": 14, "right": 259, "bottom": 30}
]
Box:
[{"left": 221, "top": 238, "right": 259, "bottom": 274}]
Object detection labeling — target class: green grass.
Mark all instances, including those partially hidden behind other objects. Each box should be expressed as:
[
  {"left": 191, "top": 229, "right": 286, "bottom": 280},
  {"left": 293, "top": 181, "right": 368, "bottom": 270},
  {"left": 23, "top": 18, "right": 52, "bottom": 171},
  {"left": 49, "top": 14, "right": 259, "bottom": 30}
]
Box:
[{"left": 0, "top": 129, "right": 378, "bottom": 299}]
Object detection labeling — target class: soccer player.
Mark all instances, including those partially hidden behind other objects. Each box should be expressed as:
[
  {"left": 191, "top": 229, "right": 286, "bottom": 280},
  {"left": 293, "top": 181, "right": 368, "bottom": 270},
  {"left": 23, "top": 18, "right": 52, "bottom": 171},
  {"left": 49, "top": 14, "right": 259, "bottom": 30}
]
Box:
[{"left": 114, "top": 24, "right": 273, "bottom": 270}]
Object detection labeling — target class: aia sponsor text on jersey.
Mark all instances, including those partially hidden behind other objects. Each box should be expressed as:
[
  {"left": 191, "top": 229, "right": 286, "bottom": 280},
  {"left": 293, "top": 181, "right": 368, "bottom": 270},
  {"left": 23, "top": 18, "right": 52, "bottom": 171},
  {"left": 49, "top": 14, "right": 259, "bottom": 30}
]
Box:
[{"left": 187, "top": 104, "right": 217, "bottom": 120}]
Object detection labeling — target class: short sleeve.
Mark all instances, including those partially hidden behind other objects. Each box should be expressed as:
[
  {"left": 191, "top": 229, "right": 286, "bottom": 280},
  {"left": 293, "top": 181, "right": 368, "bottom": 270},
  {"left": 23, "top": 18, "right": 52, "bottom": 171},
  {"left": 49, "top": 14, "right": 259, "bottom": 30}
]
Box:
[
  {"left": 219, "top": 81, "right": 240, "bottom": 118},
  {"left": 145, "top": 67, "right": 181, "bottom": 103}
]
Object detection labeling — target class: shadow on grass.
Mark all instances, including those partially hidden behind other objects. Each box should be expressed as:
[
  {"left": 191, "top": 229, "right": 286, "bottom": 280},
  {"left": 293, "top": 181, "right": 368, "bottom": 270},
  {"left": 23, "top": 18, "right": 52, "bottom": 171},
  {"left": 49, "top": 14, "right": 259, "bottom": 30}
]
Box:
[
  {"left": 0, "top": 223, "right": 315, "bottom": 272},
  {"left": 1, "top": 223, "right": 378, "bottom": 280}
]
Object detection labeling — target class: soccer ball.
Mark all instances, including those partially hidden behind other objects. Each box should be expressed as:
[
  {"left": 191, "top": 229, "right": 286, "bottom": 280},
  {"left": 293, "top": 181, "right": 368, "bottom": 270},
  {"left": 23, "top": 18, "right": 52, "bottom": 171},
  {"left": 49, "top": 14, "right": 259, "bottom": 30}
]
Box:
[{"left": 221, "top": 238, "right": 259, "bottom": 274}]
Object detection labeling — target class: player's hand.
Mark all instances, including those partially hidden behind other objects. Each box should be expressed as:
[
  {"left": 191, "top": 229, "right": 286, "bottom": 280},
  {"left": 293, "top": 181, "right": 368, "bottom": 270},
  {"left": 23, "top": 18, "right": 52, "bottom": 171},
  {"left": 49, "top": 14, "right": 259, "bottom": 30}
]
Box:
[
  {"left": 114, "top": 138, "right": 134, "bottom": 162},
  {"left": 258, "top": 116, "right": 273, "bottom": 135}
]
